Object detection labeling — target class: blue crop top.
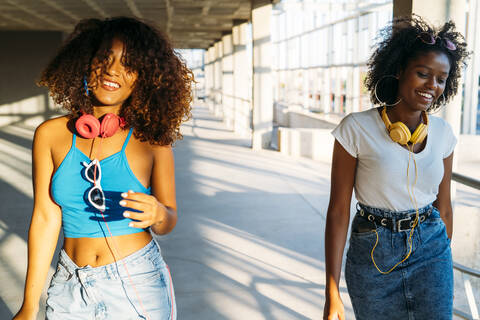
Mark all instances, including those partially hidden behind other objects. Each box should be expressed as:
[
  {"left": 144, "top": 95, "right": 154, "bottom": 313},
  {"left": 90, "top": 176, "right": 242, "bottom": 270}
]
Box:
[{"left": 51, "top": 128, "right": 151, "bottom": 238}]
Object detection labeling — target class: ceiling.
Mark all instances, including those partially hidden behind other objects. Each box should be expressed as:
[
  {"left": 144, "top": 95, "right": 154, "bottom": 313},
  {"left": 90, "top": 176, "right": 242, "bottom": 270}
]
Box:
[{"left": 0, "top": 0, "right": 272, "bottom": 48}]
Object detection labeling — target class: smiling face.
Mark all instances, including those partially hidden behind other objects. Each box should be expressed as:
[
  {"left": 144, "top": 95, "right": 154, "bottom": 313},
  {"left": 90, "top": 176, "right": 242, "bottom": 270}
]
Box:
[
  {"left": 396, "top": 50, "right": 451, "bottom": 112},
  {"left": 90, "top": 38, "right": 137, "bottom": 108}
]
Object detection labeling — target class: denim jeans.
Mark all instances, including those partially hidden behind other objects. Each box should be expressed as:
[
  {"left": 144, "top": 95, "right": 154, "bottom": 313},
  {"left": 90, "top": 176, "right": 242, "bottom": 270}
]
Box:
[
  {"left": 345, "top": 204, "right": 453, "bottom": 320},
  {"left": 46, "top": 239, "right": 176, "bottom": 320}
]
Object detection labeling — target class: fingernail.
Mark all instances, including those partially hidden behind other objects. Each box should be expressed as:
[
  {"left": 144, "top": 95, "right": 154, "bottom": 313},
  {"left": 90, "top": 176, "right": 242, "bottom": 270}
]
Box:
[
  {"left": 129, "top": 222, "right": 134, "bottom": 227},
  {"left": 119, "top": 200, "right": 126, "bottom": 206},
  {"left": 123, "top": 212, "right": 130, "bottom": 217},
  {"left": 121, "top": 193, "right": 127, "bottom": 198}
]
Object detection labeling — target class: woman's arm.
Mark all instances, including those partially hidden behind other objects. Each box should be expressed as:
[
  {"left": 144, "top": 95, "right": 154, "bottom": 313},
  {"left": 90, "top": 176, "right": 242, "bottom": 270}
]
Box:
[
  {"left": 120, "top": 145, "right": 177, "bottom": 235},
  {"left": 149, "top": 145, "right": 177, "bottom": 235},
  {"left": 323, "top": 140, "right": 357, "bottom": 320},
  {"left": 433, "top": 152, "right": 454, "bottom": 239},
  {"left": 14, "top": 123, "right": 62, "bottom": 319}
]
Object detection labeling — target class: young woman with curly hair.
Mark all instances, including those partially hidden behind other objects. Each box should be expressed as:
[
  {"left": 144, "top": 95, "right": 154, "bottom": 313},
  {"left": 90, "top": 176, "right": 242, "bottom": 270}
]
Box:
[
  {"left": 323, "top": 15, "right": 468, "bottom": 320},
  {"left": 14, "top": 17, "right": 193, "bottom": 320}
]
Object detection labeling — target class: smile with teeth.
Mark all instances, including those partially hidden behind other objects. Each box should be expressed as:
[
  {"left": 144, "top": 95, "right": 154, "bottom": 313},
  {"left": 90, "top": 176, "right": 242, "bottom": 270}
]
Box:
[
  {"left": 103, "top": 80, "right": 120, "bottom": 89},
  {"left": 417, "top": 91, "right": 433, "bottom": 99}
]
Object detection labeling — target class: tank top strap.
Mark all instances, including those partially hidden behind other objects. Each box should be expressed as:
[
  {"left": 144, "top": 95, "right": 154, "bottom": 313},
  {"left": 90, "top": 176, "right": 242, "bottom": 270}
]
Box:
[
  {"left": 121, "top": 128, "right": 134, "bottom": 152},
  {"left": 71, "top": 132, "right": 77, "bottom": 149}
]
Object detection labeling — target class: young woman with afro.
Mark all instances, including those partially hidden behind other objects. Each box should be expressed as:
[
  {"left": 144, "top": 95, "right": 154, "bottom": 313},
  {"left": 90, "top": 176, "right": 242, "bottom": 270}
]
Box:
[
  {"left": 323, "top": 15, "right": 469, "bottom": 320},
  {"left": 14, "top": 17, "right": 193, "bottom": 320}
]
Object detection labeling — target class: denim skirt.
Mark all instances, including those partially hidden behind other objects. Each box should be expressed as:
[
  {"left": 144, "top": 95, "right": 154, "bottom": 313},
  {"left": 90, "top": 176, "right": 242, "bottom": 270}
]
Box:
[
  {"left": 46, "top": 239, "right": 176, "bottom": 320},
  {"left": 345, "top": 204, "right": 453, "bottom": 320}
]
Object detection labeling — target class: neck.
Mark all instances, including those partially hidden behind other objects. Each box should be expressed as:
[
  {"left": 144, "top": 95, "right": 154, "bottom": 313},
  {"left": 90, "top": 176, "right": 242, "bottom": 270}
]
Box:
[
  {"left": 387, "top": 103, "right": 424, "bottom": 130},
  {"left": 92, "top": 105, "right": 121, "bottom": 118}
]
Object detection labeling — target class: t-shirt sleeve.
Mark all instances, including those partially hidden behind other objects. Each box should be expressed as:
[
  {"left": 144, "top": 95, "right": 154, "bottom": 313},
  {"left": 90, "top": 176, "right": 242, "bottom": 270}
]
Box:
[
  {"left": 442, "top": 120, "right": 457, "bottom": 158},
  {"left": 331, "top": 113, "right": 358, "bottom": 158}
]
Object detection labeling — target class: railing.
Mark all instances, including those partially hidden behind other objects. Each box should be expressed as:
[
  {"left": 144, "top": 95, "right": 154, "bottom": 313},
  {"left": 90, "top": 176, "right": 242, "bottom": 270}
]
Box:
[{"left": 452, "top": 172, "right": 480, "bottom": 320}]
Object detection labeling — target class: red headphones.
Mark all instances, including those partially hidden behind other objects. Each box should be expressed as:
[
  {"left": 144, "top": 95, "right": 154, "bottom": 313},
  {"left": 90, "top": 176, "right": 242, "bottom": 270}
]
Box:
[{"left": 75, "top": 113, "right": 126, "bottom": 139}]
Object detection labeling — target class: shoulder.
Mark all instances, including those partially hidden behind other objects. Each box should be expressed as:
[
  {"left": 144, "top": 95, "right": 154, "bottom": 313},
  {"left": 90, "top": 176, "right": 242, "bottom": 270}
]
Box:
[
  {"left": 129, "top": 130, "right": 173, "bottom": 160},
  {"left": 34, "top": 115, "right": 70, "bottom": 143},
  {"left": 335, "top": 108, "right": 378, "bottom": 130},
  {"left": 428, "top": 115, "right": 455, "bottom": 136},
  {"left": 149, "top": 143, "right": 173, "bottom": 159}
]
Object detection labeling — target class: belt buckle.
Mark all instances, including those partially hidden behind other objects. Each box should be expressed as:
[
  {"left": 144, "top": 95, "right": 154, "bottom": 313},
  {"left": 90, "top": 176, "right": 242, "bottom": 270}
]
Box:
[{"left": 397, "top": 216, "right": 412, "bottom": 232}]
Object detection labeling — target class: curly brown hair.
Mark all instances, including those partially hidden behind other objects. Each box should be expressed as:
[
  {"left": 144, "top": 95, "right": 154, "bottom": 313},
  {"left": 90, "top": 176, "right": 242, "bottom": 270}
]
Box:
[
  {"left": 365, "top": 15, "right": 469, "bottom": 112},
  {"left": 38, "top": 17, "right": 194, "bottom": 145}
]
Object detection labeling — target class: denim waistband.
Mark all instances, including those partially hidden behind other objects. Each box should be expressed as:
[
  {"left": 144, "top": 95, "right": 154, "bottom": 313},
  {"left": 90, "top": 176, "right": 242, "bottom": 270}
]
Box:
[
  {"left": 357, "top": 202, "right": 434, "bottom": 219},
  {"left": 58, "top": 239, "right": 162, "bottom": 280}
]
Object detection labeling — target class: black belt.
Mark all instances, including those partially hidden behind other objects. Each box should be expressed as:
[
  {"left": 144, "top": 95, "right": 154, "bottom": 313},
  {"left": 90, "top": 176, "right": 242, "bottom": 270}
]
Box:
[{"left": 357, "top": 207, "right": 433, "bottom": 232}]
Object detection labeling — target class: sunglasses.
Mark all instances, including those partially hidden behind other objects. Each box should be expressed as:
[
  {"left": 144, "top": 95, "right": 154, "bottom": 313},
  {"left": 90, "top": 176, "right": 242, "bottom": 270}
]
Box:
[
  {"left": 82, "top": 159, "right": 106, "bottom": 212},
  {"left": 417, "top": 32, "right": 457, "bottom": 51}
]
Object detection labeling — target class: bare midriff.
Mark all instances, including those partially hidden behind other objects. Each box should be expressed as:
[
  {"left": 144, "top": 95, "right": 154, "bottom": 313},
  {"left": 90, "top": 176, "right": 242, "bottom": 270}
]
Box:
[{"left": 63, "top": 231, "right": 152, "bottom": 267}]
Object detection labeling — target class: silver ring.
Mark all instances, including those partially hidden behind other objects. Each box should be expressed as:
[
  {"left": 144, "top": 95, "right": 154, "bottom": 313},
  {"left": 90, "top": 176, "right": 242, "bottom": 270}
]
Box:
[
  {"left": 381, "top": 218, "right": 388, "bottom": 227},
  {"left": 368, "top": 215, "right": 375, "bottom": 222}
]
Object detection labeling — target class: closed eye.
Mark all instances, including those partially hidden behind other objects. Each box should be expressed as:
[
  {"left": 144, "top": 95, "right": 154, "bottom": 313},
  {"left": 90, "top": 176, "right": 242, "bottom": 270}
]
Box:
[{"left": 417, "top": 72, "right": 428, "bottom": 78}]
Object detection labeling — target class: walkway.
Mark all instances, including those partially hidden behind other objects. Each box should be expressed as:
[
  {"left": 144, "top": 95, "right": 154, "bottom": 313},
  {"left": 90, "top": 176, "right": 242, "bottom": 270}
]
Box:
[{"left": 161, "top": 105, "right": 354, "bottom": 319}]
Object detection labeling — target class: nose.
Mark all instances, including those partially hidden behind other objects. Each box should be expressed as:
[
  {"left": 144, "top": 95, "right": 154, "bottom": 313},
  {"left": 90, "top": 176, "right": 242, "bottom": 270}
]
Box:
[
  {"left": 425, "top": 75, "right": 437, "bottom": 89},
  {"left": 106, "top": 57, "right": 121, "bottom": 76}
]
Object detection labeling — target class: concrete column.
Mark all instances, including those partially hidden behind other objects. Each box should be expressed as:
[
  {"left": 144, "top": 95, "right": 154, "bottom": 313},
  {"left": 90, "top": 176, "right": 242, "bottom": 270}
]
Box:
[
  {"left": 252, "top": 4, "right": 273, "bottom": 150},
  {"left": 463, "top": 0, "right": 480, "bottom": 134},
  {"left": 203, "top": 49, "right": 210, "bottom": 106},
  {"left": 352, "top": 16, "right": 361, "bottom": 112},
  {"left": 206, "top": 47, "right": 216, "bottom": 111},
  {"left": 213, "top": 41, "right": 223, "bottom": 117},
  {"left": 221, "top": 34, "right": 235, "bottom": 130},
  {"left": 233, "top": 22, "right": 252, "bottom": 138}
]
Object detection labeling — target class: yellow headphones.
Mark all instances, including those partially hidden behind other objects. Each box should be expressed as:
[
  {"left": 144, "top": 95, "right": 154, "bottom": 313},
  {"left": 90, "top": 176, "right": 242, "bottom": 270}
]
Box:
[{"left": 381, "top": 106, "right": 429, "bottom": 145}]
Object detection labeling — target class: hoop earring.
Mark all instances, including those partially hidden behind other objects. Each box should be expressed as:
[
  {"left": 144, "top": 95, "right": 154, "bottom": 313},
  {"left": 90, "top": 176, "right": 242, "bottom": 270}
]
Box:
[
  {"left": 83, "top": 76, "right": 89, "bottom": 96},
  {"left": 374, "top": 75, "right": 402, "bottom": 106}
]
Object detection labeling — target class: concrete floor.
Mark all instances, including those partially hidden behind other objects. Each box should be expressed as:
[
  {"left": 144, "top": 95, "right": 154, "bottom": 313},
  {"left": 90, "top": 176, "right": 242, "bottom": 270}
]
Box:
[{"left": 0, "top": 104, "right": 478, "bottom": 319}]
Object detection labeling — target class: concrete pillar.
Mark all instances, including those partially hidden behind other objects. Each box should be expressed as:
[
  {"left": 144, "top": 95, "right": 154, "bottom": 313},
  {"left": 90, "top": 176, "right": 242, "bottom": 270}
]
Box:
[
  {"left": 233, "top": 22, "right": 252, "bottom": 139},
  {"left": 213, "top": 41, "right": 223, "bottom": 117},
  {"left": 206, "top": 47, "right": 216, "bottom": 111},
  {"left": 463, "top": 0, "right": 480, "bottom": 134},
  {"left": 252, "top": 4, "right": 273, "bottom": 150},
  {"left": 222, "top": 34, "right": 235, "bottom": 130}
]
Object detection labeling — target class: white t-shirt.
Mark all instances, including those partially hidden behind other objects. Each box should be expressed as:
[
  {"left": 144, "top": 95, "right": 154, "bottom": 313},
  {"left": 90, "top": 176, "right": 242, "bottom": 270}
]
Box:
[{"left": 331, "top": 107, "right": 457, "bottom": 211}]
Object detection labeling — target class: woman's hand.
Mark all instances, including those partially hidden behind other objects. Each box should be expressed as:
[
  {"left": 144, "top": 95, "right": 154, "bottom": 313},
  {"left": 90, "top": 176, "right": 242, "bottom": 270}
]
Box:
[
  {"left": 323, "top": 293, "right": 345, "bottom": 320},
  {"left": 120, "top": 190, "right": 168, "bottom": 229}
]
